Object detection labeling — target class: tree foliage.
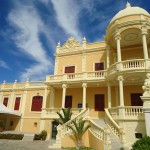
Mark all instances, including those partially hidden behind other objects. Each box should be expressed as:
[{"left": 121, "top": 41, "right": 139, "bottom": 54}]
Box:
[
  {"left": 56, "top": 108, "right": 72, "bottom": 125},
  {"left": 67, "top": 117, "right": 91, "bottom": 149},
  {"left": 132, "top": 136, "right": 150, "bottom": 150}
]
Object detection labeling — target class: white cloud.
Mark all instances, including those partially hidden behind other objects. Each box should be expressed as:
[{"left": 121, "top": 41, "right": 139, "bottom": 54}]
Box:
[
  {"left": 7, "top": 4, "right": 52, "bottom": 81},
  {"left": 51, "top": 0, "right": 82, "bottom": 41},
  {"left": 0, "top": 60, "right": 10, "bottom": 69}
]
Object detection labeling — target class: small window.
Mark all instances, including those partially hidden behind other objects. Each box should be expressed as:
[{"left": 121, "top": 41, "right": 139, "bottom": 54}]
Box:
[
  {"left": 3, "top": 97, "right": 9, "bottom": 107},
  {"left": 14, "top": 97, "right": 21, "bottom": 110},
  {"left": 31, "top": 96, "right": 43, "bottom": 111},
  {"left": 65, "top": 66, "right": 75, "bottom": 73},
  {"left": 95, "top": 62, "right": 104, "bottom": 71}
]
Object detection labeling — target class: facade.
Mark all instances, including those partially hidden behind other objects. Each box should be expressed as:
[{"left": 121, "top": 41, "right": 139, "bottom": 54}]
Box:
[{"left": 0, "top": 2, "right": 150, "bottom": 149}]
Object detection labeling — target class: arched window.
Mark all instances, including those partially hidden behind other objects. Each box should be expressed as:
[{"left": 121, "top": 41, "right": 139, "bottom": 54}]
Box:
[{"left": 31, "top": 96, "right": 43, "bottom": 111}]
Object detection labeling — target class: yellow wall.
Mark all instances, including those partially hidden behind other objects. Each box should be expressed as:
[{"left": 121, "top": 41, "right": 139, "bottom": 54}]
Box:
[{"left": 89, "top": 131, "right": 104, "bottom": 150}]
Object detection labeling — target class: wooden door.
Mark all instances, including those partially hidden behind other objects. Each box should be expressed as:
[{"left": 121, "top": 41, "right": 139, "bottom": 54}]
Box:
[
  {"left": 65, "top": 96, "right": 72, "bottom": 108},
  {"left": 95, "top": 94, "right": 105, "bottom": 111}
]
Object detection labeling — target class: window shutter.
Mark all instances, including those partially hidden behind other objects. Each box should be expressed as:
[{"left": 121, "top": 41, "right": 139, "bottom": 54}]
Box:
[
  {"left": 14, "top": 97, "right": 21, "bottom": 110},
  {"left": 3, "top": 98, "right": 8, "bottom": 107}
]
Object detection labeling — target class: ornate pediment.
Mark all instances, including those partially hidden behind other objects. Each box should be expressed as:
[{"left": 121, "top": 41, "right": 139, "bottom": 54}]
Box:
[{"left": 59, "top": 37, "right": 82, "bottom": 53}]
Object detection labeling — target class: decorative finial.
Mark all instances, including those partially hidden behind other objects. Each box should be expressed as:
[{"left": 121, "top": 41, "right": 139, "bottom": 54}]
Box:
[
  {"left": 56, "top": 41, "right": 60, "bottom": 53},
  {"left": 14, "top": 80, "right": 17, "bottom": 83},
  {"left": 3, "top": 80, "right": 6, "bottom": 84},
  {"left": 82, "top": 37, "right": 87, "bottom": 50},
  {"left": 126, "top": 2, "right": 131, "bottom": 8}
]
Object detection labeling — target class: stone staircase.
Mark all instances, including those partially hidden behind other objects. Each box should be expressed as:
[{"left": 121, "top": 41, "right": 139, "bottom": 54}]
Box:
[
  {"left": 22, "top": 133, "right": 34, "bottom": 141},
  {"left": 93, "top": 119, "right": 129, "bottom": 150},
  {"left": 49, "top": 139, "right": 61, "bottom": 149}
]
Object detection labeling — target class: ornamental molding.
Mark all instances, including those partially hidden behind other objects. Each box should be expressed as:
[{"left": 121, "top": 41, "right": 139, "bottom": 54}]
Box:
[
  {"left": 142, "top": 73, "right": 150, "bottom": 96},
  {"left": 59, "top": 37, "right": 82, "bottom": 53}
]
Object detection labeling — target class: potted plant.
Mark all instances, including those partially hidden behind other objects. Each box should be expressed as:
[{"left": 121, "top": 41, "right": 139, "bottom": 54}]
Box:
[
  {"left": 40, "top": 130, "right": 47, "bottom": 140},
  {"left": 0, "top": 120, "right": 5, "bottom": 132}
]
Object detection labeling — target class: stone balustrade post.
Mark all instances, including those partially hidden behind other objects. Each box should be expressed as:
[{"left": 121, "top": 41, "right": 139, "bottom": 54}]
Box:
[{"left": 141, "top": 73, "right": 150, "bottom": 136}]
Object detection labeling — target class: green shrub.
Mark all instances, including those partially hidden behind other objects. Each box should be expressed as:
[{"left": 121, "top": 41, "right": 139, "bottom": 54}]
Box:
[
  {"left": 0, "top": 133, "right": 24, "bottom": 140},
  {"left": 34, "top": 134, "right": 41, "bottom": 140},
  {"left": 40, "top": 130, "right": 47, "bottom": 140},
  {"left": 132, "top": 136, "right": 150, "bottom": 150}
]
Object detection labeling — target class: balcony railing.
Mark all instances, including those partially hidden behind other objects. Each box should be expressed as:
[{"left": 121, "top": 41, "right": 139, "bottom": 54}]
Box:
[
  {"left": 46, "top": 59, "right": 150, "bottom": 83},
  {"left": 46, "top": 71, "right": 107, "bottom": 82},
  {"left": 107, "top": 59, "right": 150, "bottom": 76},
  {"left": 108, "top": 106, "right": 144, "bottom": 120}
]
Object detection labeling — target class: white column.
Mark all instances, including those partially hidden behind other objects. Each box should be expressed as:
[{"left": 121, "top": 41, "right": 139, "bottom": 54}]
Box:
[
  {"left": 115, "top": 32, "right": 122, "bottom": 62},
  {"left": 115, "top": 87, "right": 119, "bottom": 106},
  {"left": 43, "top": 87, "right": 48, "bottom": 109},
  {"left": 113, "top": 53, "right": 117, "bottom": 63},
  {"left": 82, "top": 83, "right": 87, "bottom": 109},
  {"left": 50, "top": 86, "right": 55, "bottom": 108},
  {"left": 106, "top": 45, "right": 110, "bottom": 69},
  {"left": 107, "top": 83, "right": 111, "bottom": 108},
  {"left": 62, "top": 84, "right": 67, "bottom": 108},
  {"left": 141, "top": 23, "right": 149, "bottom": 59},
  {"left": 117, "top": 75, "right": 124, "bottom": 106}
]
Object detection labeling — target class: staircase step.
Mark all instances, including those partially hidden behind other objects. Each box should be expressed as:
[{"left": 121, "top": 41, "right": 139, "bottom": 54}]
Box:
[{"left": 22, "top": 133, "right": 34, "bottom": 141}]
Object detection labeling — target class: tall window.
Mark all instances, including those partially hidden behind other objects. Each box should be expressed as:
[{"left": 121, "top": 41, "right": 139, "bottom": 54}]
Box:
[
  {"left": 94, "top": 94, "right": 105, "bottom": 111},
  {"left": 14, "top": 97, "right": 21, "bottom": 110},
  {"left": 31, "top": 96, "right": 43, "bottom": 111},
  {"left": 65, "top": 66, "right": 75, "bottom": 73},
  {"left": 95, "top": 62, "right": 104, "bottom": 71},
  {"left": 3, "top": 97, "right": 8, "bottom": 107}
]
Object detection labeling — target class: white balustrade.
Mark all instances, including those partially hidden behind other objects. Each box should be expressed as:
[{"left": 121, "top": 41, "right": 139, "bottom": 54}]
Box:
[
  {"left": 122, "top": 59, "right": 145, "bottom": 70},
  {"left": 61, "top": 109, "right": 89, "bottom": 137},
  {"left": 87, "top": 71, "right": 106, "bottom": 79}
]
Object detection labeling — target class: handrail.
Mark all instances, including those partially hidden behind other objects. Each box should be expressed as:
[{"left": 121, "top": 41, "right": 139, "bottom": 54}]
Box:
[
  {"left": 105, "top": 108, "right": 121, "bottom": 138},
  {"left": 88, "top": 119, "right": 105, "bottom": 141},
  {"left": 61, "top": 109, "right": 89, "bottom": 136}
]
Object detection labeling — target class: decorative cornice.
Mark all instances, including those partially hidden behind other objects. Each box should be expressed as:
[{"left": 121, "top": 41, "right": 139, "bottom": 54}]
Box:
[{"left": 58, "top": 37, "right": 82, "bottom": 54}]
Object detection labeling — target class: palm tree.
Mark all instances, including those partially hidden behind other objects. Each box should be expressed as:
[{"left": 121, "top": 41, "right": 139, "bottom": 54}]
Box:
[
  {"left": 56, "top": 108, "right": 72, "bottom": 125},
  {"left": 67, "top": 117, "right": 91, "bottom": 149}
]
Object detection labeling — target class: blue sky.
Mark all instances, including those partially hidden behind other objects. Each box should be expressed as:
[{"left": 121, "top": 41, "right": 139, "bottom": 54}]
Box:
[{"left": 0, "top": 0, "right": 149, "bottom": 83}]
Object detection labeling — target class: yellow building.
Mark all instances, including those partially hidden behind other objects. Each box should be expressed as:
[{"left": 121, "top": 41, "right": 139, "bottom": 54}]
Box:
[{"left": 0, "top": 2, "right": 150, "bottom": 150}]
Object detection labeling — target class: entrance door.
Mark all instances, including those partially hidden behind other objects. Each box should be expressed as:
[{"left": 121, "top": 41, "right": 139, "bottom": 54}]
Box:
[
  {"left": 94, "top": 94, "right": 105, "bottom": 111},
  {"left": 131, "top": 93, "right": 143, "bottom": 106},
  {"left": 51, "top": 121, "right": 59, "bottom": 139},
  {"left": 65, "top": 96, "right": 72, "bottom": 108}
]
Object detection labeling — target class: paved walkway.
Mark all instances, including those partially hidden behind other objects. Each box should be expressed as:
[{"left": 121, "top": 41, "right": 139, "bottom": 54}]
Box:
[{"left": 0, "top": 140, "right": 61, "bottom": 150}]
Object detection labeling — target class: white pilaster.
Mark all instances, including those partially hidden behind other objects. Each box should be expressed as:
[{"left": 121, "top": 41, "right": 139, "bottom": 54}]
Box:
[
  {"left": 117, "top": 75, "right": 124, "bottom": 106},
  {"left": 62, "top": 84, "right": 67, "bottom": 108},
  {"left": 115, "top": 32, "right": 122, "bottom": 62},
  {"left": 107, "top": 83, "right": 111, "bottom": 108},
  {"left": 141, "top": 23, "right": 149, "bottom": 59},
  {"left": 50, "top": 86, "right": 55, "bottom": 108},
  {"left": 82, "top": 83, "right": 87, "bottom": 109},
  {"left": 106, "top": 45, "right": 110, "bottom": 69}
]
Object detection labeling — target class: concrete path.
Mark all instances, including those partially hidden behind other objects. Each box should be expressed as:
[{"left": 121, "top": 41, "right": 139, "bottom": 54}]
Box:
[{"left": 0, "top": 139, "right": 62, "bottom": 150}]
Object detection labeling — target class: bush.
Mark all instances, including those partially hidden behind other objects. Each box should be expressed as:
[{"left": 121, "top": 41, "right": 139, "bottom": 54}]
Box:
[
  {"left": 34, "top": 134, "right": 41, "bottom": 140},
  {"left": 34, "top": 130, "right": 47, "bottom": 140},
  {"left": 40, "top": 130, "right": 47, "bottom": 140},
  {"left": 132, "top": 136, "right": 150, "bottom": 150},
  {"left": 0, "top": 133, "right": 24, "bottom": 140}
]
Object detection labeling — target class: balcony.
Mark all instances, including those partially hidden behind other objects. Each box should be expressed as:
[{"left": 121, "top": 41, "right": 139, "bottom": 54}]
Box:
[
  {"left": 107, "top": 59, "right": 150, "bottom": 77},
  {"left": 46, "top": 71, "right": 107, "bottom": 83},
  {"left": 46, "top": 59, "right": 150, "bottom": 84}
]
